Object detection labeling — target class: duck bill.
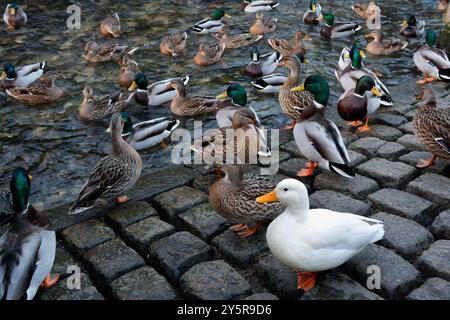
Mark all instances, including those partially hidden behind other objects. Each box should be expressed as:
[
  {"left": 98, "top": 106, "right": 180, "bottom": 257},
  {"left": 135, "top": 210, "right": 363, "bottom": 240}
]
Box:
[
  {"left": 311, "top": 4, "right": 316, "bottom": 12},
  {"left": 303, "top": 34, "right": 313, "bottom": 41},
  {"left": 371, "top": 87, "right": 382, "bottom": 97},
  {"left": 256, "top": 190, "right": 278, "bottom": 204},
  {"left": 128, "top": 81, "right": 138, "bottom": 92},
  {"left": 224, "top": 13, "right": 231, "bottom": 18},
  {"left": 401, "top": 21, "right": 408, "bottom": 27},
  {"left": 28, "top": 175, "right": 33, "bottom": 181},
  {"left": 303, "top": 59, "right": 310, "bottom": 64},
  {"left": 106, "top": 126, "right": 112, "bottom": 134},
  {"left": 360, "top": 50, "right": 367, "bottom": 59},
  {"left": 0, "top": 72, "right": 6, "bottom": 80},
  {"left": 290, "top": 84, "right": 305, "bottom": 92},
  {"left": 10, "top": 8, "right": 16, "bottom": 15},
  {"left": 216, "top": 91, "right": 228, "bottom": 99}
]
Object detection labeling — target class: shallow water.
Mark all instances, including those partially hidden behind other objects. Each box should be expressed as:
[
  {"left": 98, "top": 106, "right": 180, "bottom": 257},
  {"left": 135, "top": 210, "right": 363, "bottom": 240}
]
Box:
[{"left": 0, "top": 0, "right": 449, "bottom": 210}]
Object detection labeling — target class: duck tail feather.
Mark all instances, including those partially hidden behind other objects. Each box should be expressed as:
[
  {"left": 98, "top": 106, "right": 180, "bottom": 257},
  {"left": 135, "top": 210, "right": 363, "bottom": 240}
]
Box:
[{"left": 329, "top": 162, "right": 356, "bottom": 178}]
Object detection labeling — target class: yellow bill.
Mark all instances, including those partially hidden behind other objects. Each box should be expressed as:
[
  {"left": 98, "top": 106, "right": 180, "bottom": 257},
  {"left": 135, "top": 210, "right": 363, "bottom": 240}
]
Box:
[
  {"left": 11, "top": 8, "right": 16, "bottom": 15},
  {"left": 371, "top": 86, "right": 382, "bottom": 97},
  {"left": 303, "top": 34, "right": 313, "bottom": 41},
  {"left": 311, "top": 4, "right": 316, "bottom": 12},
  {"left": 303, "top": 59, "right": 310, "bottom": 64},
  {"left": 256, "top": 190, "right": 278, "bottom": 204},
  {"left": 106, "top": 126, "right": 112, "bottom": 133},
  {"left": 360, "top": 50, "right": 367, "bottom": 59},
  {"left": 225, "top": 13, "right": 231, "bottom": 18},
  {"left": 128, "top": 81, "right": 138, "bottom": 92},
  {"left": 28, "top": 175, "right": 33, "bottom": 181},
  {"left": 216, "top": 91, "right": 228, "bottom": 99},
  {"left": 401, "top": 21, "right": 408, "bottom": 27},
  {"left": 290, "top": 84, "right": 305, "bottom": 92},
  {"left": 0, "top": 72, "right": 6, "bottom": 80}
]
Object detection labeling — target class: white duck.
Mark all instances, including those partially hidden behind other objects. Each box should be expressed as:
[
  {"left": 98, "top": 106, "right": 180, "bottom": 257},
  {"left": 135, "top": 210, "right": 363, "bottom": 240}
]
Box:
[
  {"left": 256, "top": 178, "right": 384, "bottom": 292},
  {"left": 244, "top": 1, "right": 279, "bottom": 13}
]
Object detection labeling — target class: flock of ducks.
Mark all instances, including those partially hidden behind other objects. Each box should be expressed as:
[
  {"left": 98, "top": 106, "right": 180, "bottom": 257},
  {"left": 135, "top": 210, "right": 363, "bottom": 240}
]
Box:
[{"left": 1, "top": 1, "right": 450, "bottom": 299}]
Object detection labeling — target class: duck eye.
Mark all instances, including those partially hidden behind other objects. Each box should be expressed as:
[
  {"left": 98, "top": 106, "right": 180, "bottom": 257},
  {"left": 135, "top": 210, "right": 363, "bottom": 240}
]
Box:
[{"left": 283, "top": 188, "right": 288, "bottom": 192}]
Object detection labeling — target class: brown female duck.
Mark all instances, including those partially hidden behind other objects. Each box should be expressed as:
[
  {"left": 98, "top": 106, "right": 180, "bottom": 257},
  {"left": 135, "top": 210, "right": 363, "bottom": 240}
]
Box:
[
  {"left": 193, "top": 42, "right": 226, "bottom": 66},
  {"left": 249, "top": 12, "right": 278, "bottom": 35},
  {"left": 268, "top": 32, "right": 312, "bottom": 56},
  {"left": 83, "top": 41, "right": 138, "bottom": 63},
  {"left": 6, "top": 74, "right": 64, "bottom": 105},
  {"left": 99, "top": 12, "right": 121, "bottom": 38},
  {"left": 160, "top": 32, "right": 188, "bottom": 57},
  {"left": 118, "top": 54, "right": 141, "bottom": 89},
  {"left": 365, "top": 30, "right": 408, "bottom": 55}
]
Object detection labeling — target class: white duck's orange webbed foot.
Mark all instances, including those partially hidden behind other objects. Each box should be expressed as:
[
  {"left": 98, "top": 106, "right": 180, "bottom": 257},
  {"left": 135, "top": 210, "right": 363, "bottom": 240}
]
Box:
[{"left": 297, "top": 272, "right": 317, "bottom": 292}]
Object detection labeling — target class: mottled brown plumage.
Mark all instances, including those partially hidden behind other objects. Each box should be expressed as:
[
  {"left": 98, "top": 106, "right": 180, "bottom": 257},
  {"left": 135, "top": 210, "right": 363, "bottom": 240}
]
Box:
[
  {"left": 83, "top": 41, "right": 138, "bottom": 63},
  {"left": 99, "top": 13, "right": 121, "bottom": 38},
  {"left": 118, "top": 54, "right": 141, "bottom": 89},
  {"left": 6, "top": 75, "right": 63, "bottom": 105},
  {"left": 79, "top": 87, "right": 132, "bottom": 122},
  {"left": 365, "top": 30, "right": 407, "bottom": 56},
  {"left": 249, "top": 12, "right": 278, "bottom": 35},
  {"left": 160, "top": 32, "right": 188, "bottom": 56},
  {"left": 213, "top": 30, "right": 263, "bottom": 49},
  {"left": 193, "top": 42, "right": 226, "bottom": 66},
  {"left": 268, "top": 32, "right": 311, "bottom": 56}
]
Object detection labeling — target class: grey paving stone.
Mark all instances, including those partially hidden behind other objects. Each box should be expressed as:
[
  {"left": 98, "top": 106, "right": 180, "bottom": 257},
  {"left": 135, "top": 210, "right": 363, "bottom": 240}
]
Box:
[
  {"left": 418, "top": 240, "right": 450, "bottom": 281},
  {"left": 314, "top": 172, "right": 379, "bottom": 200},
  {"left": 50, "top": 244, "right": 81, "bottom": 278},
  {"left": 371, "top": 113, "right": 408, "bottom": 127},
  {"left": 391, "top": 104, "right": 416, "bottom": 117},
  {"left": 349, "top": 137, "right": 386, "bottom": 158},
  {"left": 309, "top": 190, "right": 372, "bottom": 216},
  {"left": 84, "top": 238, "right": 145, "bottom": 284},
  {"left": 278, "top": 158, "right": 313, "bottom": 191},
  {"left": 359, "top": 125, "right": 403, "bottom": 142},
  {"left": 341, "top": 131, "right": 359, "bottom": 146},
  {"left": 244, "top": 293, "right": 279, "bottom": 300},
  {"left": 396, "top": 134, "right": 426, "bottom": 151},
  {"left": 153, "top": 186, "right": 209, "bottom": 225},
  {"left": 39, "top": 273, "right": 104, "bottom": 300},
  {"left": 110, "top": 266, "right": 177, "bottom": 300},
  {"left": 405, "top": 110, "right": 416, "bottom": 121},
  {"left": 148, "top": 231, "right": 214, "bottom": 283},
  {"left": 123, "top": 217, "right": 175, "bottom": 255},
  {"left": 376, "top": 142, "right": 408, "bottom": 161},
  {"left": 180, "top": 260, "right": 252, "bottom": 300},
  {"left": 367, "top": 189, "right": 434, "bottom": 225},
  {"left": 343, "top": 244, "right": 421, "bottom": 299},
  {"left": 398, "top": 122, "right": 414, "bottom": 134},
  {"left": 356, "top": 158, "right": 417, "bottom": 188},
  {"left": 61, "top": 219, "right": 115, "bottom": 256},
  {"left": 255, "top": 253, "right": 300, "bottom": 300},
  {"left": 178, "top": 203, "right": 231, "bottom": 241},
  {"left": 212, "top": 229, "right": 268, "bottom": 267},
  {"left": 347, "top": 150, "right": 368, "bottom": 167},
  {"left": 398, "top": 151, "right": 449, "bottom": 174},
  {"left": 301, "top": 272, "right": 382, "bottom": 300},
  {"left": 280, "top": 140, "right": 302, "bottom": 158},
  {"left": 127, "top": 166, "right": 201, "bottom": 202},
  {"left": 406, "top": 278, "right": 450, "bottom": 300},
  {"left": 105, "top": 201, "right": 157, "bottom": 233},
  {"left": 371, "top": 212, "right": 433, "bottom": 259},
  {"left": 193, "top": 174, "right": 217, "bottom": 194},
  {"left": 431, "top": 210, "right": 450, "bottom": 239},
  {"left": 407, "top": 173, "right": 450, "bottom": 209}
]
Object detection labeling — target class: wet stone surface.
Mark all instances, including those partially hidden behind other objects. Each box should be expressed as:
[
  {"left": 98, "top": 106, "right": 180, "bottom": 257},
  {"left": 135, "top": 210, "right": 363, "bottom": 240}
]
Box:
[
  {"left": 431, "top": 210, "right": 450, "bottom": 240},
  {"left": 310, "top": 190, "right": 372, "bottom": 216},
  {"left": 314, "top": 172, "right": 379, "bottom": 200},
  {"left": 418, "top": 240, "right": 450, "bottom": 281},
  {"left": 105, "top": 201, "right": 158, "bottom": 232},
  {"left": 406, "top": 278, "right": 450, "bottom": 300},
  {"left": 407, "top": 173, "right": 450, "bottom": 209}
]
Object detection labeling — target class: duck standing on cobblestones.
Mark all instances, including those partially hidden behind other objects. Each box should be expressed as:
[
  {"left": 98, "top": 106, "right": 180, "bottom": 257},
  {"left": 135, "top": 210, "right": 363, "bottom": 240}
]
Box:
[
  {"left": 0, "top": 168, "right": 59, "bottom": 300},
  {"left": 291, "top": 75, "right": 356, "bottom": 178},
  {"left": 256, "top": 178, "right": 384, "bottom": 292},
  {"left": 69, "top": 112, "right": 142, "bottom": 214},
  {"left": 209, "top": 165, "right": 284, "bottom": 238},
  {"left": 412, "top": 86, "right": 450, "bottom": 168}
]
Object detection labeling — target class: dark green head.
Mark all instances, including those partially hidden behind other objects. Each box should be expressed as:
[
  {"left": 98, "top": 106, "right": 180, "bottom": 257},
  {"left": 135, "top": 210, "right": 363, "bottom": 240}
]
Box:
[
  {"left": 251, "top": 46, "right": 260, "bottom": 62},
  {"left": 2, "top": 63, "right": 17, "bottom": 79},
  {"left": 132, "top": 73, "right": 148, "bottom": 90},
  {"left": 227, "top": 84, "right": 247, "bottom": 107},
  {"left": 10, "top": 167, "right": 31, "bottom": 214},
  {"left": 212, "top": 8, "right": 227, "bottom": 20},
  {"left": 350, "top": 43, "right": 365, "bottom": 69},
  {"left": 426, "top": 29, "right": 437, "bottom": 47},
  {"left": 323, "top": 12, "right": 334, "bottom": 26},
  {"left": 355, "top": 76, "right": 377, "bottom": 95},
  {"left": 405, "top": 15, "right": 416, "bottom": 27},
  {"left": 295, "top": 53, "right": 308, "bottom": 64},
  {"left": 304, "top": 75, "right": 329, "bottom": 106},
  {"left": 119, "top": 112, "right": 133, "bottom": 135}
]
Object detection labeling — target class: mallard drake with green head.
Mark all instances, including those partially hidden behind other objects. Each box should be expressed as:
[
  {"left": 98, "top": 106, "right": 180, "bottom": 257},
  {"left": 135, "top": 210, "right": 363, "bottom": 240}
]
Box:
[
  {"left": 291, "top": 75, "right": 356, "bottom": 178},
  {"left": 0, "top": 62, "right": 45, "bottom": 89},
  {"left": 215, "top": 83, "right": 249, "bottom": 127},
  {"left": 118, "top": 54, "right": 141, "bottom": 89},
  {"left": 251, "top": 73, "right": 287, "bottom": 94},
  {"left": 192, "top": 107, "right": 271, "bottom": 166},
  {"left": 193, "top": 8, "right": 230, "bottom": 34},
  {"left": 213, "top": 30, "right": 263, "bottom": 49},
  {"left": 278, "top": 54, "right": 314, "bottom": 129},
  {"left": 69, "top": 112, "right": 142, "bottom": 214},
  {"left": 244, "top": 46, "right": 282, "bottom": 78},
  {"left": 107, "top": 112, "right": 180, "bottom": 151},
  {"left": 160, "top": 32, "right": 188, "bottom": 57},
  {"left": 303, "top": 0, "right": 322, "bottom": 24},
  {"left": 83, "top": 41, "right": 139, "bottom": 63},
  {"left": 0, "top": 168, "right": 59, "bottom": 300},
  {"left": 168, "top": 80, "right": 220, "bottom": 117},
  {"left": 413, "top": 29, "right": 450, "bottom": 84},
  {"left": 3, "top": 3, "right": 27, "bottom": 29},
  {"left": 400, "top": 15, "right": 425, "bottom": 38},
  {"left": 336, "top": 44, "right": 392, "bottom": 106},
  {"left": 128, "top": 73, "right": 190, "bottom": 107},
  {"left": 268, "top": 32, "right": 312, "bottom": 57},
  {"left": 79, "top": 86, "right": 132, "bottom": 122},
  {"left": 100, "top": 12, "right": 121, "bottom": 38},
  {"left": 365, "top": 30, "right": 408, "bottom": 56},
  {"left": 209, "top": 164, "right": 284, "bottom": 238},
  {"left": 244, "top": 1, "right": 279, "bottom": 13},
  {"left": 6, "top": 73, "right": 63, "bottom": 105},
  {"left": 412, "top": 86, "right": 450, "bottom": 168},
  {"left": 249, "top": 12, "right": 278, "bottom": 35},
  {"left": 337, "top": 75, "right": 382, "bottom": 132},
  {"left": 193, "top": 42, "right": 226, "bottom": 66},
  {"left": 320, "top": 12, "right": 361, "bottom": 39}
]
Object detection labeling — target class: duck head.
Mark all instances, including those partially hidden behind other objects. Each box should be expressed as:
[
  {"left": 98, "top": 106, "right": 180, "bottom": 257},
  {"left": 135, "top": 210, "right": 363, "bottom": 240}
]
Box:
[
  {"left": 425, "top": 29, "right": 437, "bottom": 47},
  {"left": 322, "top": 12, "right": 334, "bottom": 26},
  {"left": 107, "top": 111, "right": 133, "bottom": 136},
  {"left": 278, "top": 54, "right": 309, "bottom": 74},
  {"left": 291, "top": 74, "right": 330, "bottom": 113},
  {"left": 218, "top": 164, "right": 244, "bottom": 185},
  {"left": 250, "top": 46, "right": 260, "bottom": 63},
  {"left": 294, "top": 31, "right": 312, "bottom": 43},
  {"left": 365, "top": 30, "right": 383, "bottom": 42},
  {"left": 0, "top": 63, "right": 17, "bottom": 81},
  {"left": 216, "top": 83, "right": 247, "bottom": 107},
  {"left": 212, "top": 8, "right": 231, "bottom": 20},
  {"left": 7, "top": 3, "right": 21, "bottom": 15},
  {"left": 348, "top": 43, "right": 366, "bottom": 69},
  {"left": 10, "top": 167, "right": 32, "bottom": 215},
  {"left": 355, "top": 76, "right": 382, "bottom": 97},
  {"left": 402, "top": 15, "right": 417, "bottom": 28},
  {"left": 128, "top": 72, "right": 148, "bottom": 92}
]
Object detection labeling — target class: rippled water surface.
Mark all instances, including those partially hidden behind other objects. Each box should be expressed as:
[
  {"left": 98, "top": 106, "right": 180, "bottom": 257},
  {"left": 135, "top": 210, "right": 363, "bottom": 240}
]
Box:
[{"left": 0, "top": 0, "right": 449, "bottom": 210}]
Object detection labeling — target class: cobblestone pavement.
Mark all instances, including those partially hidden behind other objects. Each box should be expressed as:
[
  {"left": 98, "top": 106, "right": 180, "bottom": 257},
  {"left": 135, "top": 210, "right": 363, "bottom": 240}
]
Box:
[{"left": 35, "top": 107, "right": 450, "bottom": 300}]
